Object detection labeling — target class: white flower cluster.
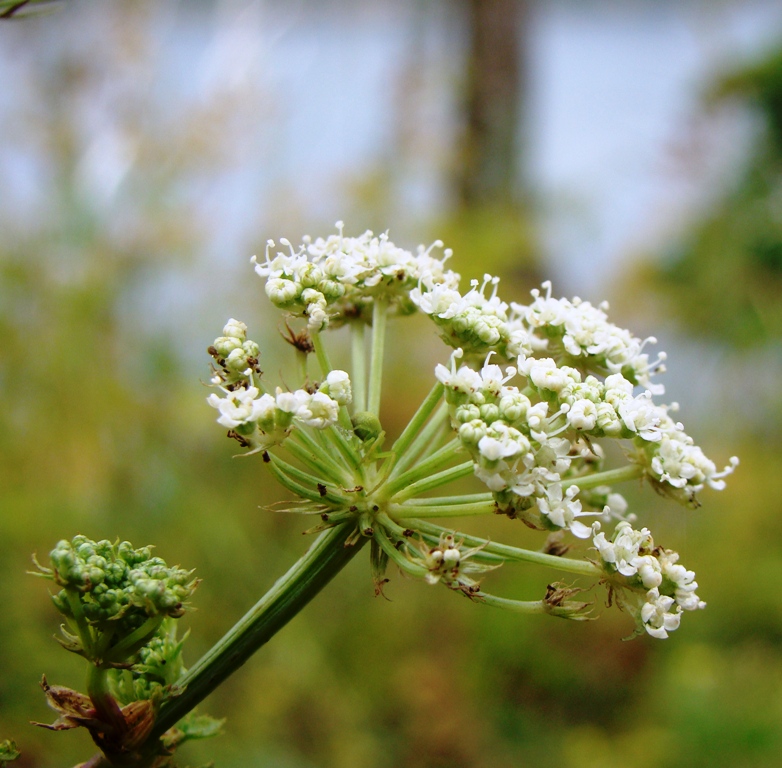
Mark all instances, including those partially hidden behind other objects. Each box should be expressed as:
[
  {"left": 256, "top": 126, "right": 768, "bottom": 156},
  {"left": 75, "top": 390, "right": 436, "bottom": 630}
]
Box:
[
  {"left": 413, "top": 277, "right": 666, "bottom": 390},
  {"left": 519, "top": 282, "right": 666, "bottom": 392},
  {"left": 436, "top": 350, "right": 604, "bottom": 538},
  {"left": 207, "top": 384, "right": 344, "bottom": 450},
  {"left": 252, "top": 222, "right": 459, "bottom": 330},
  {"left": 520, "top": 357, "right": 738, "bottom": 503},
  {"left": 593, "top": 522, "right": 705, "bottom": 639},
  {"left": 411, "top": 273, "right": 540, "bottom": 359},
  {"left": 206, "top": 318, "right": 350, "bottom": 450},
  {"left": 423, "top": 271, "right": 738, "bottom": 506}
]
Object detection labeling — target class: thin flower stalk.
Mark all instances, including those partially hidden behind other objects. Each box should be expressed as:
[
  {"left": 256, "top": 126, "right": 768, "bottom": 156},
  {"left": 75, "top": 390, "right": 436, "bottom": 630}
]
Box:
[{"left": 351, "top": 322, "right": 368, "bottom": 413}]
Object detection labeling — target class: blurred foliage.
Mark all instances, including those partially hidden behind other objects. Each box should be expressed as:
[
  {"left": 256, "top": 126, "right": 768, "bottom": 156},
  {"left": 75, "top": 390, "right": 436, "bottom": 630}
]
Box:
[
  {"left": 638, "top": 39, "right": 782, "bottom": 347},
  {"left": 0, "top": 3, "right": 780, "bottom": 768},
  {"left": 0, "top": 0, "right": 62, "bottom": 19}
]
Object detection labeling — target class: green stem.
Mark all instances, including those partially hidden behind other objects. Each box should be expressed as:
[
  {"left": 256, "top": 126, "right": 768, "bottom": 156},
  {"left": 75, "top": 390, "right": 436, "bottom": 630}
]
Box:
[
  {"left": 286, "top": 433, "right": 352, "bottom": 487},
  {"left": 65, "top": 587, "right": 95, "bottom": 659},
  {"left": 296, "top": 350, "right": 308, "bottom": 386},
  {"left": 267, "top": 456, "right": 327, "bottom": 503},
  {"left": 388, "top": 500, "right": 496, "bottom": 518},
  {"left": 383, "top": 439, "right": 463, "bottom": 499},
  {"left": 388, "top": 402, "right": 450, "bottom": 480},
  {"left": 150, "top": 524, "right": 367, "bottom": 740},
  {"left": 372, "top": 526, "right": 428, "bottom": 578},
  {"left": 399, "top": 493, "right": 494, "bottom": 507},
  {"left": 392, "top": 461, "right": 475, "bottom": 502},
  {"left": 351, "top": 322, "right": 367, "bottom": 413},
  {"left": 104, "top": 616, "right": 164, "bottom": 664},
  {"left": 390, "top": 381, "right": 444, "bottom": 458},
  {"left": 367, "top": 298, "right": 388, "bottom": 416},
  {"left": 562, "top": 464, "right": 644, "bottom": 491},
  {"left": 310, "top": 331, "right": 332, "bottom": 377},
  {"left": 375, "top": 514, "right": 498, "bottom": 567},
  {"left": 477, "top": 594, "right": 547, "bottom": 614},
  {"left": 268, "top": 455, "right": 345, "bottom": 505},
  {"left": 404, "top": 518, "right": 601, "bottom": 577},
  {"left": 87, "top": 663, "right": 125, "bottom": 732},
  {"left": 323, "top": 424, "right": 364, "bottom": 479}
]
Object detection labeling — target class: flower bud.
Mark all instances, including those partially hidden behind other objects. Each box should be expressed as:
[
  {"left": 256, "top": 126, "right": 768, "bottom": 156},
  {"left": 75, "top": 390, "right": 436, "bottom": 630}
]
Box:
[
  {"left": 222, "top": 318, "right": 247, "bottom": 340},
  {"left": 352, "top": 411, "right": 383, "bottom": 442}
]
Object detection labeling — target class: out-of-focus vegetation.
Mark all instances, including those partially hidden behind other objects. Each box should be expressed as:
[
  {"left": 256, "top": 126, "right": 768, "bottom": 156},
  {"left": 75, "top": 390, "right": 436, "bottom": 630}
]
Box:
[
  {"left": 639, "top": 39, "right": 782, "bottom": 347},
  {"left": 1, "top": 3, "right": 781, "bottom": 768}
]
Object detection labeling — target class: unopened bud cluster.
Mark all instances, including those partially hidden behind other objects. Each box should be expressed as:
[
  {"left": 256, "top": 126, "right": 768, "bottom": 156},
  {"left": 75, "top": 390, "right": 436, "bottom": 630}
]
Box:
[
  {"left": 108, "top": 619, "right": 187, "bottom": 703},
  {"left": 37, "top": 535, "right": 198, "bottom": 664}
]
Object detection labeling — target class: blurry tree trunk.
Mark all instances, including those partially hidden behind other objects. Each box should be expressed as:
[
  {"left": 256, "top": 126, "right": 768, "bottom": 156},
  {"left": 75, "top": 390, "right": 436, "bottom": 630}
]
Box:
[{"left": 457, "top": 0, "right": 528, "bottom": 207}]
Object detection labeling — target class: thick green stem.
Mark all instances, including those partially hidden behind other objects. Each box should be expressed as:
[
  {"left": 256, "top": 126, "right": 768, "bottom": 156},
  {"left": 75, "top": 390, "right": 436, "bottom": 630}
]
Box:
[
  {"left": 351, "top": 322, "right": 367, "bottom": 413},
  {"left": 150, "top": 524, "right": 366, "bottom": 740},
  {"left": 367, "top": 298, "right": 388, "bottom": 416},
  {"left": 562, "top": 464, "right": 644, "bottom": 491},
  {"left": 87, "top": 664, "right": 125, "bottom": 732}
]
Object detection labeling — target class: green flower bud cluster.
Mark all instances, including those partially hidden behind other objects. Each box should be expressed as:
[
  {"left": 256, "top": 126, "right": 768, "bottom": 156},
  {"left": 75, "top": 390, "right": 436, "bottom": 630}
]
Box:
[
  {"left": 109, "top": 618, "right": 186, "bottom": 704},
  {"left": 37, "top": 536, "right": 198, "bottom": 666}
]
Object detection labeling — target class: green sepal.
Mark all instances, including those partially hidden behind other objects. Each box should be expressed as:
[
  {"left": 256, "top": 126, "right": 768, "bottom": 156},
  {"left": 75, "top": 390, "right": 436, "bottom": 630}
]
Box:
[{"left": 54, "top": 624, "right": 88, "bottom": 657}]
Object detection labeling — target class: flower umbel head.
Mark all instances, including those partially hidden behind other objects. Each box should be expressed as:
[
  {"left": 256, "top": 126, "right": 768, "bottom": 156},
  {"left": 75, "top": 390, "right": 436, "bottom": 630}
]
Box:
[{"left": 204, "top": 222, "right": 736, "bottom": 643}]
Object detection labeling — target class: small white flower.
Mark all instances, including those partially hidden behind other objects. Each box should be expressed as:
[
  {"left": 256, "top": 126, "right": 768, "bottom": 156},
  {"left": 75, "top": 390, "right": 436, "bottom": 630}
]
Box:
[
  {"left": 566, "top": 398, "right": 598, "bottom": 431},
  {"left": 537, "top": 484, "right": 594, "bottom": 538},
  {"left": 322, "top": 370, "right": 352, "bottom": 406},
  {"left": 207, "top": 386, "right": 266, "bottom": 429},
  {"left": 294, "top": 391, "right": 340, "bottom": 429},
  {"left": 478, "top": 423, "right": 528, "bottom": 462},
  {"left": 641, "top": 588, "right": 681, "bottom": 639}
]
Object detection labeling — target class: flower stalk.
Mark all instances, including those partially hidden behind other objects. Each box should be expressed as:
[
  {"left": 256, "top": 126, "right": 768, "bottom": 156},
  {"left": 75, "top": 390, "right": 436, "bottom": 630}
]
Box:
[{"left": 150, "top": 523, "right": 366, "bottom": 739}]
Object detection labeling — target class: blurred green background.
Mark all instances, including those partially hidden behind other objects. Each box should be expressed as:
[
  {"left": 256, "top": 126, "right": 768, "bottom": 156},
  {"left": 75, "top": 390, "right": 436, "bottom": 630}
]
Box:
[{"left": 1, "top": 1, "right": 782, "bottom": 766}]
